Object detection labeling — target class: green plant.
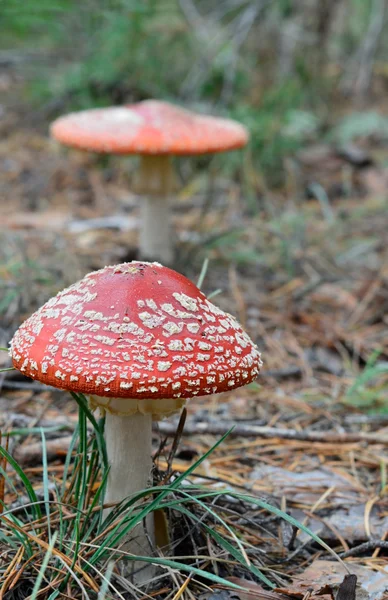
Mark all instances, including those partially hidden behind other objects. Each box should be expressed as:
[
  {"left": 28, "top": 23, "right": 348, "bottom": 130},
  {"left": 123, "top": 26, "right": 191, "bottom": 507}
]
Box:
[
  {"left": 228, "top": 82, "right": 313, "bottom": 187},
  {"left": 0, "top": 381, "right": 346, "bottom": 597},
  {"left": 331, "top": 111, "right": 388, "bottom": 144},
  {"left": 343, "top": 353, "right": 388, "bottom": 412},
  {"left": 3, "top": 0, "right": 385, "bottom": 190},
  {"left": 0, "top": 234, "right": 79, "bottom": 321},
  {"left": 0, "top": 258, "right": 53, "bottom": 316}
]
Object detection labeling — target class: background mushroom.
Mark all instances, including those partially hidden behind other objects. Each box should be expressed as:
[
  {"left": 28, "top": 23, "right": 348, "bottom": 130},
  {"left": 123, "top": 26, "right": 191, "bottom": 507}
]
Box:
[
  {"left": 10, "top": 261, "right": 262, "bottom": 581},
  {"left": 51, "top": 100, "right": 249, "bottom": 264}
]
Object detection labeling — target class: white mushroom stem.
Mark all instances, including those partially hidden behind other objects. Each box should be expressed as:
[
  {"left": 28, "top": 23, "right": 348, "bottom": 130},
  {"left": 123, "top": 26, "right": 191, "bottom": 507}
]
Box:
[
  {"left": 135, "top": 154, "right": 176, "bottom": 265},
  {"left": 90, "top": 395, "right": 186, "bottom": 583},
  {"left": 104, "top": 411, "right": 153, "bottom": 514},
  {"left": 104, "top": 412, "right": 154, "bottom": 583}
]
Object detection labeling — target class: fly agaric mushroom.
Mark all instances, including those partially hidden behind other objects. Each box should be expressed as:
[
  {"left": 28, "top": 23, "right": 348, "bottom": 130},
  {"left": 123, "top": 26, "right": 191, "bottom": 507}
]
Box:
[
  {"left": 50, "top": 100, "right": 249, "bottom": 264},
  {"left": 10, "top": 261, "right": 262, "bottom": 578}
]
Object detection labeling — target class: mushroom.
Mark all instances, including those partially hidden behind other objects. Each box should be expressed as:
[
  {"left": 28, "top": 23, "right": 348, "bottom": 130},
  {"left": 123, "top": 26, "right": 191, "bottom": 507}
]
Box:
[
  {"left": 10, "top": 261, "right": 262, "bottom": 580},
  {"left": 51, "top": 100, "right": 249, "bottom": 264}
]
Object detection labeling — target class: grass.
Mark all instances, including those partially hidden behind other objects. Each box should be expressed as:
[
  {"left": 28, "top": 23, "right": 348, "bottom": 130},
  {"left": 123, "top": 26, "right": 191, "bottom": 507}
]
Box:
[
  {"left": 1, "top": 202, "right": 387, "bottom": 594},
  {"left": 0, "top": 205, "right": 386, "bottom": 591},
  {"left": 344, "top": 353, "right": 388, "bottom": 413},
  {"left": 0, "top": 233, "right": 81, "bottom": 322},
  {"left": 2, "top": 0, "right": 383, "bottom": 187},
  {"left": 0, "top": 384, "right": 347, "bottom": 598}
]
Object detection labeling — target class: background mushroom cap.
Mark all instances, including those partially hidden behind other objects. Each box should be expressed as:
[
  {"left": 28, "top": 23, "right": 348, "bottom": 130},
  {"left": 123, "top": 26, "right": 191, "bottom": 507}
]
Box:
[
  {"left": 50, "top": 100, "right": 249, "bottom": 155},
  {"left": 10, "top": 262, "right": 262, "bottom": 399}
]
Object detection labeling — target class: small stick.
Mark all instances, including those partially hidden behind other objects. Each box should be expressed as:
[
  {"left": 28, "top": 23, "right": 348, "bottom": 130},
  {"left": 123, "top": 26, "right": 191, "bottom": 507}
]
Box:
[
  {"left": 339, "top": 540, "right": 388, "bottom": 558},
  {"left": 154, "top": 421, "right": 388, "bottom": 445},
  {"left": 14, "top": 436, "right": 75, "bottom": 464},
  {"left": 11, "top": 417, "right": 388, "bottom": 467},
  {"left": 164, "top": 407, "right": 187, "bottom": 481},
  {"left": 1, "top": 380, "right": 55, "bottom": 392}
]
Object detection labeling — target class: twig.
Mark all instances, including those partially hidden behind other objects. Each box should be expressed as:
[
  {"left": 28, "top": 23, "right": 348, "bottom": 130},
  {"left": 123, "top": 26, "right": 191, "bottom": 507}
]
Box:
[
  {"left": 341, "top": 0, "right": 387, "bottom": 101},
  {"left": 354, "top": 0, "right": 386, "bottom": 100},
  {"left": 1, "top": 380, "right": 58, "bottom": 392},
  {"left": 261, "top": 366, "right": 302, "bottom": 379},
  {"left": 11, "top": 416, "right": 388, "bottom": 466},
  {"left": 14, "top": 436, "right": 75, "bottom": 464},
  {"left": 164, "top": 407, "right": 187, "bottom": 482},
  {"left": 0, "top": 412, "right": 75, "bottom": 432},
  {"left": 344, "top": 414, "right": 388, "bottom": 425},
  {"left": 339, "top": 540, "right": 388, "bottom": 558},
  {"left": 154, "top": 420, "right": 388, "bottom": 445}
]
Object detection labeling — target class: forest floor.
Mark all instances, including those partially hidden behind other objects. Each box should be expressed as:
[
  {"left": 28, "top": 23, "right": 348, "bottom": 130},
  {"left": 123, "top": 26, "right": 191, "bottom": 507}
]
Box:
[{"left": 0, "top": 69, "right": 388, "bottom": 599}]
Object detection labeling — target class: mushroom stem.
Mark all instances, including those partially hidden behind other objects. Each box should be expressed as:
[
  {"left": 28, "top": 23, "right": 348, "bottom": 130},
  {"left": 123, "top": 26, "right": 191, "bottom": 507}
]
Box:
[
  {"left": 104, "top": 411, "right": 155, "bottom": 582},
  {"left": 136, "top": 154, "right": 175, "bottom": 264}
]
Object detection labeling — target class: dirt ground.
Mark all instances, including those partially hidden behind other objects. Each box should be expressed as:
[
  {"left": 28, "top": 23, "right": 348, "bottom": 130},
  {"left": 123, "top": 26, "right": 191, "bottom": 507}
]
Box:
[{"left": 1, "top": 72, "right": 388, "bottom": 599}]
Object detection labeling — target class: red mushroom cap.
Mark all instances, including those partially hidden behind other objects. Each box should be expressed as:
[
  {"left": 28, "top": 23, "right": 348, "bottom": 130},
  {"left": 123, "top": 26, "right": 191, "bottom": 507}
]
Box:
[
  {"left": 50, "top": 100, "right": 249, "bottom": 155},
  {"left": 10, "top": 262, "right": 262, "bottom": 399}
]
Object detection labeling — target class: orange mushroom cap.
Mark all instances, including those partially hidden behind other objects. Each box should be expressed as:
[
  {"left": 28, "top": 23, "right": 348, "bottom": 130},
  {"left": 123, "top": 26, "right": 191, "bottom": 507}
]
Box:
[
  {"left": 50, "top": 100, "right": 249, "bottom": 155},
  {"left": 10, "top": 262, "right": 262, "bottom": 399}
]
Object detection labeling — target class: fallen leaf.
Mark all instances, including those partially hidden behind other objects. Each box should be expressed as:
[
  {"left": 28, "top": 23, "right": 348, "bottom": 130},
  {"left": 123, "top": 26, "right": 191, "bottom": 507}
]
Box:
[
  {"left": 199, "top": 591, "right": 240, "bottom": 600},
  {"left": 294, "top": 504, "right": 388, "bottom": 545},
  {"left": 276, "top": 559, "right": 388, "bottom": 600},
  {"left": 361, "top": 167, "right": 388, "bottom": 195},
  {"left": 226, "top": 578, "right": 290, "bottom": 599},
  {"left": 3, "top": 209, "right": 71, "bottom": 231},
  {"left": 336, "top": 574, "right": 357, "bottom": 600},
  {"left": 250, "top": 466, "right": 358, "bottom": 506},
  {"left": 67, "top": 214, "right": 138, "bottom": 233},
  {"left": 336, "top": 145, "right": 373, "bottom": 168}
]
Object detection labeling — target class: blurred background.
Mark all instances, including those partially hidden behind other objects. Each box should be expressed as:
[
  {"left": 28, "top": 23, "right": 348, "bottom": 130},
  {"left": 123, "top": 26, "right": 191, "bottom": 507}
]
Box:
[{"left": 1, "top": 0, "right": 388, "bottom": 406}]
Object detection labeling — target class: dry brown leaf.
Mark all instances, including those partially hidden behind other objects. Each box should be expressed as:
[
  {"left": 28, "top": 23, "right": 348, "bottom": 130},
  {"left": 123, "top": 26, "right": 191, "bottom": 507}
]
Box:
[
  {"left": 225, "top": 578, "right": 289, "bottom": 600},
  {"left": 276, "top": 559, "right": 388, "bottom": 600},
  {"left": 250, "top": 466, "right": 358, "bottom": 506}
]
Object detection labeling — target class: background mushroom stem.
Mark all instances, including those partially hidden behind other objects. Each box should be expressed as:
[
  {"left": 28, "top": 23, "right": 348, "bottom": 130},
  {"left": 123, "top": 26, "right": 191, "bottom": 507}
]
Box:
[
  {"left": 104, "top": 411, "right": 155, "bottom": 582},
  {"left": 136, "top": 154, "right": 175, "bottom": 264}
]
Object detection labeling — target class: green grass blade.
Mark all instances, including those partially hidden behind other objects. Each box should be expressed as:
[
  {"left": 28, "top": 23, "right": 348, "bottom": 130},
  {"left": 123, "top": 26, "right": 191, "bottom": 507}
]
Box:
[
  {"left": 175, "top": 492, "right": 275, "bottom": 588},
  {"left": 91, "top": 430, "right": 233, "bottom": 566},
  {"left": 174, "top": 502, "right": 275, "bottom": 588},
  {"left": 70, "top": 521, "right": 81, "bottom": 573},
  {"left": 0, "top": 514, "right": 33, "bottom": 556},
  {"left": 56, "top": 554, "right": 92, "bottom": 600},
  {"left": 233, "top": 492, "right": 350, "bottom": 572},
  {"left": 196, "top": 257, "right": 209, "bottom": 289},
  {"left": 40, "top": 429, "right": 52, "bottom": 541},
  {"left": 61, "top": 424, "right": 79, "bottom": 497},
  {"left": 345, "top": 361, "right": 388, "bottom": 402},
  {"left": 207, "top": 289, "right": 222, "bottom": 300},
  {"left": 7, "top": 425, "right": 69, "bottom": 437},
  {"left": 112, "top": 554, "right": 247, "bottom": 590},
  {"left": 29, "top": 531, "right": 58, "bottom": 600},
  {"left": 109, "top": 430, "right": 233, "bottom": 541},
  {"left": 0, "top": 529, "right": 19, "bottom": 551},
  {"left": 178, "top": 491, "right": 248, "bottom": 560},
  {"left": 71, "top": 392, "right": 107, "bottom": 471},
  {"left": 0, "top": 445, "right": 42, "bottom": 520},
  {"left": 82, "top": 465, "right": 109, "bottom": 536},
  {"left": 53, "top": 482, "right": 65, "bottom": 554},
  {"left": 97, "top": 562, "right": 115, "bottom": 600},
  {"left": 74, "top": 403, "right": 88, "bottom": 512},
  {"left": 147, "top": 485, "right": 347, "bottom": 571}
]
